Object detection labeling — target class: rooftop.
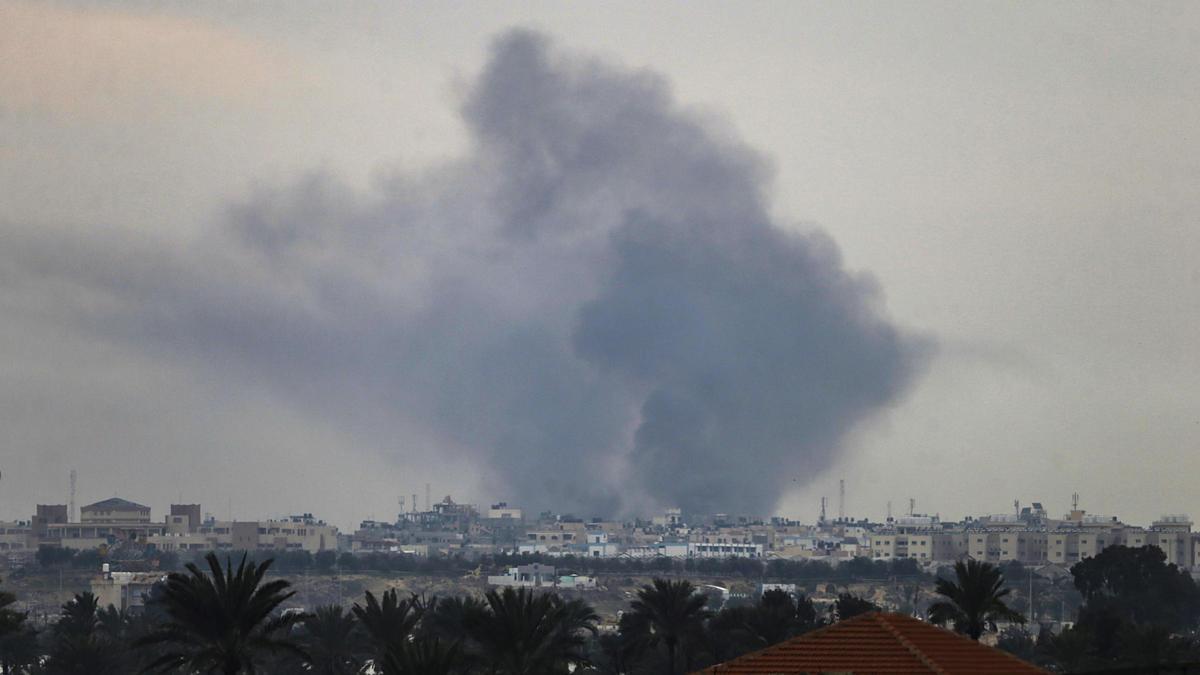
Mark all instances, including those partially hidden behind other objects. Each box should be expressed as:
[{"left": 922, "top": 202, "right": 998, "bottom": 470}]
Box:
[
  {"left": 695, "top": 612, "right": 1048, "bottom": 675},
  {"left": 83, "top": 497, "right": 150, "bottom": 511}
]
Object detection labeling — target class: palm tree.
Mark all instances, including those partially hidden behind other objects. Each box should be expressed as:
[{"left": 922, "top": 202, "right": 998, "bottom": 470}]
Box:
[
  {"left": 628, "top": 578, "right": 711, "bottom": 675},
  {"left": 136, "top": 552, "right": 306, "bottom": 674},
  {"left": 299, "top": 605, "right": 368, "bottom": 675},
  {"left": 352, "top": 589, "right": 426, "bottom": 667},
  {"left": 741, "top": 590, "right": 820, "bottom": 647},
  {"left": 0, "top": 625, "right": 39, "bottom": 675},
  {"left": 928, "top": 559, "right": 1025, "bottom": 640},
  {"left": 422, "top": 595, "right": 488, "bottom": 644},
  {"left": 381, "top": 639, "right": 464, "bottom": 675},
  {"left": 44, "top": 592, "right": 123, "bottom": 675},
  {"left": 470, "top": 587, "right": 598, "bottom": 675}
]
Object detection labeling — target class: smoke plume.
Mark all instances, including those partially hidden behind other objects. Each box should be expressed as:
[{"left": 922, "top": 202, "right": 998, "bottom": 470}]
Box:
[{"left": 3, "top": 30, "right": 928, "bottom": 516}]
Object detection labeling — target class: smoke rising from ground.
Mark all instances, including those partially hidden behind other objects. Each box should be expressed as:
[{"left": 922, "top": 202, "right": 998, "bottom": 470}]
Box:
[{"left": 3, "top": 30, "right": 928, "bottom": 516}]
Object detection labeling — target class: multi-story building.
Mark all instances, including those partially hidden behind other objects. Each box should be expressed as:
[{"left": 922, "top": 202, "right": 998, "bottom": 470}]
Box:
[
  {"left": 32, "top": 504, "right": 68, "bottom": 543},
  {"left": 42, "top": 498, "right": 166, "bottom": 549},
  {"left": 146, "top": 512, "right": 338, "bottom": 554},
  {"left": 1148, "top": 515, "right": 1193, "bottom": 568},
  {"left": 82, "top": 498, "right": 151, "bottom": 525},
  {"left": 0, "top": 521, "right": 32, "bottom": 552},
  {"left": 486, "top": 503, "right": 523, "bottom": 520}
]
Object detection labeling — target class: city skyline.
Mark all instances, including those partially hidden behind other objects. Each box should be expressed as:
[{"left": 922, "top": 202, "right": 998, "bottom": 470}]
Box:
[{"left": 2, "top": 484, "right": 1192, "bottom": 535}]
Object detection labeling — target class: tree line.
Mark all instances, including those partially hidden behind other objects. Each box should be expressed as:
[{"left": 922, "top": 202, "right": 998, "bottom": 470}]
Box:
[
  {"left": 2, "top": 544, "right": 1199, "bottom": 673},
  {"left": 31, "top": 545, "right": 927, "bottom": 582}
]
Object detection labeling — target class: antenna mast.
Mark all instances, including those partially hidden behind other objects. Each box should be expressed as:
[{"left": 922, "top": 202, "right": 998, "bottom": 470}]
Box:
[
  {"left": 69, "top": 469, "right": 76, "bottom": 522},
  {"left": 838, "top": 479, "right": 845, "bottom": 522}
]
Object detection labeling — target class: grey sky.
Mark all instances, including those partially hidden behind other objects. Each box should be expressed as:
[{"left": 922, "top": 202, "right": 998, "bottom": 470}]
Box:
[{"left": 1, "top": 1, "right": 1198, "bottom": 529}]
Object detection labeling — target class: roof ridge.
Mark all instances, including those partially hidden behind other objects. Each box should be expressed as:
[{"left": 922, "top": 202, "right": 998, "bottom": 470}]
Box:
[
  {"left": 907, "top": 614, "right": 1050, "bottom": 672},
  {"left": 882, "top": 613, "right": 1048, "bottom": 674},
  {"left": 695, "top": 612, "right": 879, "bottom": 673},
  {"left": 877, "top": 614, "right": 947, "bottom": 675}
]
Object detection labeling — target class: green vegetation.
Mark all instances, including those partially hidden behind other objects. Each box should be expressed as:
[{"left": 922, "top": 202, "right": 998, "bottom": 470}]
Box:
[
  {"left": 137, "top": 553, "right": 307, "bottom": 674},
  {"left": 1042, "top": 546, "right": 1200, "bottom": 670},
  {"left": 927, "top": 559, "right": 1025, "bottom": 640},
  {"left": 5, "top": 545, "right": 1200, "bottom": 672}
]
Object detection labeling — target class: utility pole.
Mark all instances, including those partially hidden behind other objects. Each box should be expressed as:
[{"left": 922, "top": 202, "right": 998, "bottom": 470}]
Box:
[{"left": 1029, "top": 569, "right": 1034, "bottom": 625}]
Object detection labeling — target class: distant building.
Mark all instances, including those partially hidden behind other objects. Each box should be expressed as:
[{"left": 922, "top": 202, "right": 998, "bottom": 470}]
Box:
[
  {"left": 168, "top": 504, "right": 202, "bottom": 533},
  {"left": 32, "top": 504, "right": 68, "bottom": 540},
  {"left": 488, "top": 563, "right": 557, "bottom": 588},
  {"left": 487, "top": 503, "right": 523, "bottom": 520},
  {"left": 82, "top": 498, "right": 151, "bottom": 525},
  {"left": 91, "top": 568, "right": 165, "bottom": 612},
  {"left": 42, "top": 497, "right": 164, "bottom": 549},
  {"left": 146, "top": 512, "right": 338, "bottom": 554},
  {"left": 0, "top": 521, "right": 32, "bottom": 552}
]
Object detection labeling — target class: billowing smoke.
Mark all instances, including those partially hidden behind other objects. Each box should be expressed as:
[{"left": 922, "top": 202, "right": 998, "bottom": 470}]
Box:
[{"left": 3, "top": 30, "right": 928, "bottom": 516}]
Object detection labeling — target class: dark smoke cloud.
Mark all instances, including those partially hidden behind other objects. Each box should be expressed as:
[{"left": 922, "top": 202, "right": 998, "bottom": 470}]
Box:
[{"left": 2, "top": 30, "right": 928, "bottom": 516}]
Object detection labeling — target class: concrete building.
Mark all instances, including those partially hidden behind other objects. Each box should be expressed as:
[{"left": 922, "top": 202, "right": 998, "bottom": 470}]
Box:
[
  {"left": 487, "top": 503, "right": 523, "bottom": 520},
  {"left": 82, "top": 498, "right": 151, "bottom": 525},
  {"left": 488, "top": 563, "right": 557, "bottom": 588},
  {"left": 32, "top": 504, "right": 68, "bottom": 541},
  {"left": 586, "top": 530, "right": 620, "bottom": 557},
  {"left": 168, "top": 504, "right": 202, "bottom": 533},
  {"left": 688, "top": 542, "right": 763, "bottom": 558},
  {"left": 147, "top": 513, "right": 337, "bottom": 554},
  {"left": 91, "top": 568, "right": 165, "bottom": 611},
  {"left": 557, "top": 573, "right": 597, "bottom": 589},
  {"left": 0, "top": 521, "right": 32, "bottom": 552},
  {"left": 1148, "top": 515, "right": 1193, "bottom": 568},
  {"left": 43, "top": 498, "right": 166, "bottom": 549}
]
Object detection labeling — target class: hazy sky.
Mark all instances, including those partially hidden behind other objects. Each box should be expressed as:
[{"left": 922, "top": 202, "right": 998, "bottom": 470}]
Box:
[{"left": 2, "top": 1, "right": 1198, "bottom": 529}]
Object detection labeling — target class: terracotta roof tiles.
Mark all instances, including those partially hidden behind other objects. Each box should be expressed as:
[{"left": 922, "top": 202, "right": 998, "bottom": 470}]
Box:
[{"left": 694, "top": 612, "right": 1048, "bottom": 675}]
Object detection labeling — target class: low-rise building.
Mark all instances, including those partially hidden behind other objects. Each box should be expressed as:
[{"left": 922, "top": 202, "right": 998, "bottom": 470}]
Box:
[
  {"left": 147, "top": 513, "right": 338, "bottom": 554},
  {"left": 91, "top": 568, "right": 165, "bottom": 611},
  {"left": 487, "top": 503, "right": 523, "bottom": 520},
  {"left": 488, "top": 563, "right": 557, "bottom": 588},
  {"left": 0, "top": 521, "right": 32, "bottom": 552}
]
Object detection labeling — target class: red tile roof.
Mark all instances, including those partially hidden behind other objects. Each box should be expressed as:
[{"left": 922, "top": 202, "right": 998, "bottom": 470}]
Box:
[{"left": 694, "top": 612, "right": 1048, "bottom": 675}]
